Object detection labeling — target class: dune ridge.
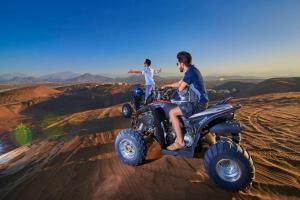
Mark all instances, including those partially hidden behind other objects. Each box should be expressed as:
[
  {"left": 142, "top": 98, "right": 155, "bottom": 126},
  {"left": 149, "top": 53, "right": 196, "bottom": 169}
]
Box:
[{"left": 0, "top": 85, "right": 60, "bottom": 105}]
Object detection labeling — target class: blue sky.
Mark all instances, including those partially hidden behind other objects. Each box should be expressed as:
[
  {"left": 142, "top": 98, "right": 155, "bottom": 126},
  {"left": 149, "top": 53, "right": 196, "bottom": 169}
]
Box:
[{"left": 0, "top": 0, "right": 299, "bottom": 77}]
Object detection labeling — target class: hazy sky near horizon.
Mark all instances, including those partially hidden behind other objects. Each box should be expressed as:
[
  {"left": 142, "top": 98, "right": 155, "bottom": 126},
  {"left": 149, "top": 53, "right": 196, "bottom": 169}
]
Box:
[{"left": 0, "top": 0, "right": 300, "bottom": 77}]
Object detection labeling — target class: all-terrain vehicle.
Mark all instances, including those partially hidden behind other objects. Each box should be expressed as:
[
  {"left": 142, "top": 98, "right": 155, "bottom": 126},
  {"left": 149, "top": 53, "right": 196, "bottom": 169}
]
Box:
[{"left": 116, "top": 85, "right": 255, "bottom": 191}]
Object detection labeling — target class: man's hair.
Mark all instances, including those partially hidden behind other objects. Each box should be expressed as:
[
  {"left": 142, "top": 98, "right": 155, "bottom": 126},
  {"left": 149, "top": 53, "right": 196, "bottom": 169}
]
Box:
[
  {"left": 177, "top": 51, "right": 192, "bottom": 66},
  {"left": 144, "top": 59, "right": 151, "bottom": 66}
]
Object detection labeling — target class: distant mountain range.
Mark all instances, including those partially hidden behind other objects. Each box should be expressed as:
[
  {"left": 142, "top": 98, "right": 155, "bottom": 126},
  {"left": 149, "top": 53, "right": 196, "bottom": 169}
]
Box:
[
  {"left": 66, "top": 73, "right": 114, "bottom": 83},
  {"left": 0, "top": 71, "right": 267, "bottom": 84},
  {"left": 39, "top": 71, "right": 81, "bottom": 82},
  {"left": 0, "top": 72, "right": 113, "bottom": 84},
  {"left": 0, "top": 73, "right": 29, "bottom": 81}
]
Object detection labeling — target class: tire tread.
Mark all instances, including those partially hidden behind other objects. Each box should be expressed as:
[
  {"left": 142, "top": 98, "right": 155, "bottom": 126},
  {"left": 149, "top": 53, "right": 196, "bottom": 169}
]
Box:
[
  {"left": 204, "top": 140, "right": 255, "bottom": 191},
  {"left": 115, "top": 128, "right": 147, "bottom": 166}
]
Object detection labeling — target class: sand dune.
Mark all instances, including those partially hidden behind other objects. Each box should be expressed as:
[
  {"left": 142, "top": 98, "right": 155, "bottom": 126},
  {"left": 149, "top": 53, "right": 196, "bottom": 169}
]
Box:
[
  {"left": 0, "top": 106, "right": 20, "bottom": 153},
  {"left": 0, "top": 91, "right": 299, "bottom": 200},
  {"left": 214, "top": 77, "right": 300, "bottom": 98},
  {"left": 22, "top": 84, "right": 131, "bottom": 117},
  {"left": 0, "top": 85, "right": 62, "bottom": 152},
  {"left": 0, "top": 106, "right": 16, "bottom": 119},
  {"left": 233, "top": 93, "right": 300, "bottom": 199},
  {"left": 0, "top": 85, "right": 60, "bottom": 105},
  {"left": 0, "top": 84, "right": 132, "bottom": 156}
]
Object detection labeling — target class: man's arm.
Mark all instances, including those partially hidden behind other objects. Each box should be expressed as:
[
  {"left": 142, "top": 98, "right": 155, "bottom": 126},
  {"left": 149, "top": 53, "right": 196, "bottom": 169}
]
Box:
[
  {"left": 163, "top": 80, "right": 183, "bottom": 89},
  {"left": 178, "top": 81, "right": 188, "bottom": 92},
  {"left": 128, "top": 69, "right": 142, "bottom": 74},
  {"left": 163, "top": 80, "right": 188, "bottom": 91}
]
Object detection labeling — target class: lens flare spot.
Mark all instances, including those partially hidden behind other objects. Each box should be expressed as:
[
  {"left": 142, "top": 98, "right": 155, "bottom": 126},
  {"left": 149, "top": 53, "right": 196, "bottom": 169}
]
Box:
[{"left": 13, "top": 123, "right": 32, "bottom": 146}]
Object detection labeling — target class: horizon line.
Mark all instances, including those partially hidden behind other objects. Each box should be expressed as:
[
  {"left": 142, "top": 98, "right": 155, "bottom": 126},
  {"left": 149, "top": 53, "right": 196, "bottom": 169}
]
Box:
[{"left": 1, "top": 71, "right": 300, "bottom": 79}]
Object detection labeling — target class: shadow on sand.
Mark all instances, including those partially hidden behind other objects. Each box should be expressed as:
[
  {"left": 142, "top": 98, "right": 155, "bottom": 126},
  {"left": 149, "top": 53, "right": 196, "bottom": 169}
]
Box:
[{"left": 22, "top": 89, "right": 131, "bottom": 117}]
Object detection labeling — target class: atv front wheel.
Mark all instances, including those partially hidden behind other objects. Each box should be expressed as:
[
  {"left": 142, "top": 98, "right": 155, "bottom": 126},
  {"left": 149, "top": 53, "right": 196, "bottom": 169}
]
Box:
[
  {"left": 122, "top": 103, "right": 133, "bottom": 118},
  {"left": 204, "top": 140, "right": 255, "bottom": 191},
  {"left": 115, "top": 129, "right": 147, "bottom": 166}
]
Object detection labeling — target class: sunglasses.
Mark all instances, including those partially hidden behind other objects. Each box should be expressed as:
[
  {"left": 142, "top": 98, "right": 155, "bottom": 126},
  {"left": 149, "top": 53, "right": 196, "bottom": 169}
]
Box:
[{"left": 176, "top": 62, "right": 178, "bottom": 66}]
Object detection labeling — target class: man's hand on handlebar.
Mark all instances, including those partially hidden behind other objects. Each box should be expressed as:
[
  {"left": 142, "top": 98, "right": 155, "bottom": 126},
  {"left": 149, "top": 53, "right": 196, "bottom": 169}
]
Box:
[
  {"left": 161, "top": 85, "right": 172, "bottom": 90},
  {"left": 162, "top": 80, "right": 182, "bottom": 89}
]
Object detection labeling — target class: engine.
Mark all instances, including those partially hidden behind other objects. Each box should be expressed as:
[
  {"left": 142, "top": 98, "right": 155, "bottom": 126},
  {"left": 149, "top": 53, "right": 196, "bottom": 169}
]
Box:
[
  {"left": 136, "top": 111, "right": 155, "bottom": 133},
  {"left": 134, "top": 111, "right": 196, "bottom": 147},
  {"left": 164, "top": 124, "right": 196, "bottom": 147}
]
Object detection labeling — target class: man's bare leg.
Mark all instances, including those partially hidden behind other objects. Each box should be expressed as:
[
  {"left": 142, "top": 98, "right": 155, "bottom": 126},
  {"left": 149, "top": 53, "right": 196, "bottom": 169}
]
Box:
[{"left": 169, "top": 107, "right": 184, "bottom": 146}]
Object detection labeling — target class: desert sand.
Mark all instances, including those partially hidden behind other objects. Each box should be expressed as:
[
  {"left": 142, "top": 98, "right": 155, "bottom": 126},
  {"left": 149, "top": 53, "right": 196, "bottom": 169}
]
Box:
[
  {"left": 0, "top": 85, "right": 60, "bottom": 105},
  {"left": 0, "top": 84, "right": 299, "bottom": 200}
]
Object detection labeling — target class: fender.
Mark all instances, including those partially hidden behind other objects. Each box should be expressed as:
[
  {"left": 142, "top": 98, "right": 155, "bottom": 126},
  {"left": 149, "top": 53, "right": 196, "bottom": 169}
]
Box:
[
  {"left": 191, "top": 105, "right": 241, "bottom": 130},
  {"left": 209, "top": 122, "right": 242, "bottom": 135}
]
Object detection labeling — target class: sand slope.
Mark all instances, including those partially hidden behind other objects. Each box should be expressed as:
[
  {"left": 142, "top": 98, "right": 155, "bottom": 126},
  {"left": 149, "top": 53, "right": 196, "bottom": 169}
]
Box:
[
  {"left": 233, "top": 92, "right": 300, "bottom": 199},
  {"left": 0, "top": 106, "right": 16, "bottom": 119},
  {"left": 0, "top": 85, "right": 61, "bottom": 150},
  {"left": 0, "top": 85, "right": 60, "bottom": 105},
  {"left": 0, "top": 106, "right": 20, "bottom": 150},
  {"left": 0, "top": 92, "right": 299, "bottom": 200}
]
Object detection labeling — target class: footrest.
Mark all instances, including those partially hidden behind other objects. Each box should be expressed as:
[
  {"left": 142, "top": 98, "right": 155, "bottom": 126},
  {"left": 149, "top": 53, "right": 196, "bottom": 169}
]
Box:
[{"left": 161, "top": 147, "right": 194, "bottom": 158}]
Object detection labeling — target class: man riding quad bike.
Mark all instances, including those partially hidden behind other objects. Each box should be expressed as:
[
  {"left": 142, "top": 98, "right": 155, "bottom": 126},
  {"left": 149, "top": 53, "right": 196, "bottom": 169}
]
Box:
[
  {"left": 116, "top": 52, "right": 255, "bottom": 191},
  {"left": 116, "top": 86, "right": 254, "bottom": 191}
]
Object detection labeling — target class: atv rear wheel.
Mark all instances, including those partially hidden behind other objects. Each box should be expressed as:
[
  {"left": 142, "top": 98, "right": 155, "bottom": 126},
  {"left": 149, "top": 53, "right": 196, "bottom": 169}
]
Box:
[
  {"left": 204, "top": 140, "right": 255, "bottom": 191},
  {"left": 115, "top": 129, "right": 147, "bottom": 166},
  {"left": 122, "top": 103, "right": 133, "bottom": 118}
]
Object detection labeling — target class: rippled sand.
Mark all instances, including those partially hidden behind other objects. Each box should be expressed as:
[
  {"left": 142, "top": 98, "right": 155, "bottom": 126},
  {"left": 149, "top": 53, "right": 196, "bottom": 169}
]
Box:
[{"left": 0, "top": 92, "right": 299, "bottom": 200}]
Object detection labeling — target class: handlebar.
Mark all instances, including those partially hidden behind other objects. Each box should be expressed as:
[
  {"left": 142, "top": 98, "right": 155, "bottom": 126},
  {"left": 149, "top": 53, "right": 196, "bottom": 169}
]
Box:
[{"left": 150, "top": 87, "right": 176, "bottom": 101}]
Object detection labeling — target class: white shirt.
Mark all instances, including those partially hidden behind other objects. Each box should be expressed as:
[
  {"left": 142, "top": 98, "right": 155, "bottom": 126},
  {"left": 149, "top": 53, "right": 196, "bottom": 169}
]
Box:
[{"left": 142, "top": 67, "right": 155, "bottom": 85}]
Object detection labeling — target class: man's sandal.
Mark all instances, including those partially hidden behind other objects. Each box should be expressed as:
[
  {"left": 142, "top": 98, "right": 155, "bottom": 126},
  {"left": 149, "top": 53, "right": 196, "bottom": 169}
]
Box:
[{"left": 167, "top": 142, "right": 185, "bottom": 151}]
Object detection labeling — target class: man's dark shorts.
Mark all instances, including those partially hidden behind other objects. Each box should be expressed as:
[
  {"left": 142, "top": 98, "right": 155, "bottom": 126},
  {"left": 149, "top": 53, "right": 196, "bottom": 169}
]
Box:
[{"left": 179, "top": 102, "right": 208, "bottom": 117}]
